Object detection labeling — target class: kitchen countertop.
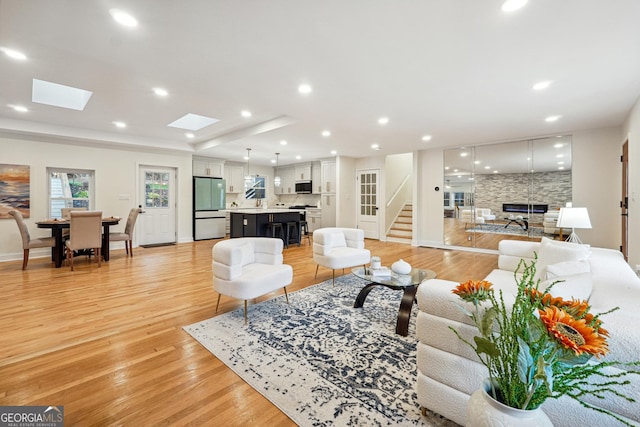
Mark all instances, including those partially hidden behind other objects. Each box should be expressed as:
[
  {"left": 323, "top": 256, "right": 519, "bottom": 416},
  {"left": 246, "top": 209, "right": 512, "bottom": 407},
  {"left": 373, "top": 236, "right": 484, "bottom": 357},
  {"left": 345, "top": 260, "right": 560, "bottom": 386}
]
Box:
[{"left": 228, "top": 209, "right": 305, "bottom": 214}]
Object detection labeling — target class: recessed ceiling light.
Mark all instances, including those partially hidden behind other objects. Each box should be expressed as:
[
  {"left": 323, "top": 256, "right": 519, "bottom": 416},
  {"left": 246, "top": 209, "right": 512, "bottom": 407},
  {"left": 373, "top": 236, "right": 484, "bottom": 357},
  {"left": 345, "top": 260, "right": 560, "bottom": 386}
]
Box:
[
  {"left": 330, "top": 150, "right": 337, "bottom": 155},
  {"left": 8, "top": 104, "right": 28, "bottom": 112},
  {"left": 280, "top": 140, "right": 288, "bottom": 145},
  {"left": 322, "top": 130, "right": 331, "bottom": 137},
  {"left": 295, "top": 155, "right": 301, "bottom": 160},
  {"left": 558, "top": 166, "right": 565, "bottom": 170},
  {"left": 270, "top": 159, "right": 276, "bottom": 164},
  {"left": 32, "top": 79, "right": 93, "bottom": 111},
  {"left": 298, "top": 84, "right": 312, "bottom": 94},
  {"left": 153, "top": 87, "right": 168, "bottom": 97},
  {"left": 556, "top": 154, "right": 564, "bottom": 158},
  {"left": 554, "top": 143, "right": 564, "bottom": 148},
  {"left": 444, "top": 166, "right": 450, "bottom": 170},
  {"left": 460, "top": 152, "right": 468, "bottom": 157},
  {"left": 168, "top": 113, "right": 219, "bottom": 131},
  {"left": 557, "top": 161, "right": 565, "bottom": 165},
  {"left": 241, "top": 110, "right": 252, "bottom": 118},
  {"left": 2, "top": 48, "right": 27, "bottom": 60},
  {"left": 113, "top": 121, "right": 127, "bottom": 128},
  {"left": 532, "top": 80, "right": 553, "bottom": 91},
  {"left": 421, "top": 135, "right": 432, "bottom": 142},
  {"left": 474, "top": 160, "right": 481, "bottom": 164},
  {"left": 501, "top": 0, "right": 528, "bottom": 12},
  {"left": 377, "top": 117, "right": 389, "bottom": 125},
  {"left": 484, "top": 165, "right": 491, "bottom": 169},
  {"left": 545, "top": 115, "right": 562, "bottom": 122},
  {"left": 371, "top": 143, "right": 380, "bottom": 150},
  {"left": 185, "top": 133, "right": 195, "bottom": 139},
  {"left": 110, "top": 9, "right": 138, "bottom": 27},
  {"left": 453, "top": 169, "right": 459, "bottom": 172},
  {"left": 493, "top": 170, "right": 499, "bottom": 174}
]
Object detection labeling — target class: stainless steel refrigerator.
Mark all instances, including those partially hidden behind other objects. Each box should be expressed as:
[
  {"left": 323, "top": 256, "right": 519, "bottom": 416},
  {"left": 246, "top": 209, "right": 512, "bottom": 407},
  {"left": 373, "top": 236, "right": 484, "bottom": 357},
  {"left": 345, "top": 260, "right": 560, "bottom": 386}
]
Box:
[{"left": 193, "top": 177, "right": 226, "bottom": 240}]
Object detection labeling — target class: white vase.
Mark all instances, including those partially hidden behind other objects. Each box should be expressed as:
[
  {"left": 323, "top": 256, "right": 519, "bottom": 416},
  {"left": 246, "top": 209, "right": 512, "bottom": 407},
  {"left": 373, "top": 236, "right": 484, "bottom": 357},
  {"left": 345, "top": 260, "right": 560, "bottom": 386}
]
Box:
[
  {"left": 466, "top": 379, "right": 553, "bottom": 427},
  {"left": 391, "top": 259, "right": 411, "bottom": 274}
]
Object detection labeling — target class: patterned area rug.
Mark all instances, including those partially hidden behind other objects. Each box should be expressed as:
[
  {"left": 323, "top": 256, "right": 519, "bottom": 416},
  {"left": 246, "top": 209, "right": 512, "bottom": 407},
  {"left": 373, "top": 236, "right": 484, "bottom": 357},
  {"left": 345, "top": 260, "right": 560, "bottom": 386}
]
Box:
[
  {"left": 184, "top": 275, "right": 459, "bottom": 426},
  {"left": 467, "top": 222, "right": 546, "bottom": 237}
]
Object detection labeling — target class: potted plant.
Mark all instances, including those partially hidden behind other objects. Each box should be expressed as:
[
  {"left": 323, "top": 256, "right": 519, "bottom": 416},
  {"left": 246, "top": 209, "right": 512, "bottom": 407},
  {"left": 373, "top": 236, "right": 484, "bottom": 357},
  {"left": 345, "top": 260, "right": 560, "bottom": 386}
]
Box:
[{"left": 451, "top": 259, "right": 640, "bottom": 426}]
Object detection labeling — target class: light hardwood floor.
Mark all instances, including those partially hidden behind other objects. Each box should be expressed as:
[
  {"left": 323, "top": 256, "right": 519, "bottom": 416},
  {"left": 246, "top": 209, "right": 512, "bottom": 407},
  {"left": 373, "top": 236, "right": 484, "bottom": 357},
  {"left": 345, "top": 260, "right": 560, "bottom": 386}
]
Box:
[{"left": 0, "top": 238, "right": 498, "bottom": 426}]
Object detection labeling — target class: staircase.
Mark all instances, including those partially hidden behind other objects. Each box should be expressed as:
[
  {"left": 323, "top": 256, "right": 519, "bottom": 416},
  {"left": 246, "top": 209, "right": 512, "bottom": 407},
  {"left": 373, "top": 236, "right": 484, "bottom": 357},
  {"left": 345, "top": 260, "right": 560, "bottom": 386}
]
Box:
[{"left": 386, "top": 203, "right": 412, "bottom": 244}]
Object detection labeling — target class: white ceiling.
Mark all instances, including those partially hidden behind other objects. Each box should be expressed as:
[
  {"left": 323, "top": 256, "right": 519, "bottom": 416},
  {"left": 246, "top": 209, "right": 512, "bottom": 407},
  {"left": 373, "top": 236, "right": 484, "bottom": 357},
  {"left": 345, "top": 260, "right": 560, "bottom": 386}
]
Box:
[{"left": 1, "top": 1, "right": 639, "bottom": 166}]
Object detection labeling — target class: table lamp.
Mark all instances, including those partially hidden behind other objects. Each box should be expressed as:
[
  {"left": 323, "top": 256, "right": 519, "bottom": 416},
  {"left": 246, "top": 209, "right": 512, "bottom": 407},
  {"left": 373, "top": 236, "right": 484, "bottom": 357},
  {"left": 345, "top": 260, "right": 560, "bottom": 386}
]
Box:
[{"left": 556, "top": 207, "right": 591, "bottom": 244}]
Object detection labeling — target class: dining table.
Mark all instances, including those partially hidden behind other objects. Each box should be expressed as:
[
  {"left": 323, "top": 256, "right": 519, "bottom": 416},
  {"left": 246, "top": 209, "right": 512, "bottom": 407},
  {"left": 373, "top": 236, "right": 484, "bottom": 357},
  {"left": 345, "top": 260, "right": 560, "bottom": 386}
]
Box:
[{"left": 36, "top": 216, "right": 121, "bottom": 268}]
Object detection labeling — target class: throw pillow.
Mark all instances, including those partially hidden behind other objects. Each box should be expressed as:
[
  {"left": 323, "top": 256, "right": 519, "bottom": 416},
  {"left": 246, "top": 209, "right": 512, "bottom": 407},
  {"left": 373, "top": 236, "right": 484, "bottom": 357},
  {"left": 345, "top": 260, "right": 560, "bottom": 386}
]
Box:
[
  {"left": 540, "top": 272, "right": 593, "bottom": 301},
  {"left": 545, "top": 260, "right": 591, "bottom": 279},
  {"left": 329, "top": 232, "right": 347, "bottom": 248},
  {"left": 535, "top": 237, "right": 591, "bottom": 281}
]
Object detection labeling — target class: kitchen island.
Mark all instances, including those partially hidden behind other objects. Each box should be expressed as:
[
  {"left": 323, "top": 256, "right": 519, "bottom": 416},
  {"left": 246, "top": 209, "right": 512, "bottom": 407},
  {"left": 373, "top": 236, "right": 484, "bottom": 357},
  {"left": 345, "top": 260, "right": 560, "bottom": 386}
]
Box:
[{"left": 229, "top": 209, "right": 305, "bottom": 242}]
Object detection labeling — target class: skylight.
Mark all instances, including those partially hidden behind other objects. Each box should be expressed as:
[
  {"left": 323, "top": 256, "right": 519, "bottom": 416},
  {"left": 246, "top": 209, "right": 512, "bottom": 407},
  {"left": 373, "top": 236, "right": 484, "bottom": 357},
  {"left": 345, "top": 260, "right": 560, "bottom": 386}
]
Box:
[
  {"left": 32, "top": 79, "right": 93, "bottom": 111},
  {"left": 168, "top": 113, "right": 219, "bottom": 131}
]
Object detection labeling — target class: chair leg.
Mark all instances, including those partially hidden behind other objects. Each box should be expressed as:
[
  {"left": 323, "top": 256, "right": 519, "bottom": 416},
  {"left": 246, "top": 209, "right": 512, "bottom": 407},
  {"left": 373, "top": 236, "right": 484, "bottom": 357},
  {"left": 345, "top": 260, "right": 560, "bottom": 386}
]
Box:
[
  {"left": 243, "top": 300, "right": 248, "bottom": 325},
  {"left": 315, "top": 264, "right": 319, "bottom": 279},
  {"left": 129, "top": 240, "right": 133, "bottom": 257},
  {"left": 22, "top": 249, "right": 29, "bottom": 270},
  {"left": 97, "top": 248, "right": 101, "bottom": 267},
  {"left": 68, "top": 247, "right": 74, "bottom": 271},
  {"left": 283, "top": 287, "right": 289, "bottom": 304},
  {"left": 332, "top": 269, "right": 335, "bottom": 287},
  {"left": 215, "top": 294, "right": 221, "bottom": 313},
  {"left": 125, "top": 241, "right": 130, "bottom": 255}
]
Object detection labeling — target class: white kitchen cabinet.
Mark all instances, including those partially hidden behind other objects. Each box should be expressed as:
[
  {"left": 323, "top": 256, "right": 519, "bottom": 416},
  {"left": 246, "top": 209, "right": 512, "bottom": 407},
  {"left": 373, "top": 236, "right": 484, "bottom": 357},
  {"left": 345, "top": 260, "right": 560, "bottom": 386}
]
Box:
[
  {"left": 311, "top": 162, "right": 321, "bottom": 194},
  {"left": 321, "top": 161, "right": 336, "bottom": 194},
  {"left": 294, "top": 162, "right": 312, "bottom": 181},
  {"left": 193, "top": 158, "right": 224, "bottom": 177},
  {"left": 321, "top": 194, "right": 336, "bottom": 227},
  {"left": 224, "top": 165, "right": 245, "bottom": 193},
  {"left": 305, "top": 208, "right": 322, "bottom": 233},
  {"left": 278, "top": 167, "right": 295, "bottom": 195}
]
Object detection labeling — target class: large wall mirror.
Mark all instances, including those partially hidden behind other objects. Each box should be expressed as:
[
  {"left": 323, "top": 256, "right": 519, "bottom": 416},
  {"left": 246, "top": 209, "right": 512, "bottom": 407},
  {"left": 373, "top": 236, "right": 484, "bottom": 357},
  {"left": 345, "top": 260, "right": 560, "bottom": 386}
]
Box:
[{"left": 443, "top": 136, "right": 572, "bottom": 250}]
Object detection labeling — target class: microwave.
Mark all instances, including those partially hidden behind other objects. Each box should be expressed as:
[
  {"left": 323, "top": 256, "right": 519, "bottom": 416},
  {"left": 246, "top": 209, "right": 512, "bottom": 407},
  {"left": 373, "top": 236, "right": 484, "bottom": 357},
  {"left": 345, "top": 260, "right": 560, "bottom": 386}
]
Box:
[{"left": 295, "top": 180, "right": 312, "bottom": 194}]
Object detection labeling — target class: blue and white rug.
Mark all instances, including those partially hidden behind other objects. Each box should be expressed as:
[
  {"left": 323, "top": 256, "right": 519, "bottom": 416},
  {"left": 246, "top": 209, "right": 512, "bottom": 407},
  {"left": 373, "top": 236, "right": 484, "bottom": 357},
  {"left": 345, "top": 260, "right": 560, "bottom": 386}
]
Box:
[{"left": 184, "top": 275, "right": 458, "bottom": 426}]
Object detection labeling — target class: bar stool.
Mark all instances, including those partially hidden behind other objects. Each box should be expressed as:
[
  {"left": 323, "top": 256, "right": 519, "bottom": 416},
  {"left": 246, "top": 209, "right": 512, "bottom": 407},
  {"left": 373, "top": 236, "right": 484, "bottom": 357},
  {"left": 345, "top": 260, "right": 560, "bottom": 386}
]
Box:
[
  {"left": 266, "top": 222, "right": 285, "bottom": 245},
  {"left": 299, "top": 220, "right": 311, "bottom": 245},
  {"left": 285, "top": 221, "right": 300, "bottom": 248}
]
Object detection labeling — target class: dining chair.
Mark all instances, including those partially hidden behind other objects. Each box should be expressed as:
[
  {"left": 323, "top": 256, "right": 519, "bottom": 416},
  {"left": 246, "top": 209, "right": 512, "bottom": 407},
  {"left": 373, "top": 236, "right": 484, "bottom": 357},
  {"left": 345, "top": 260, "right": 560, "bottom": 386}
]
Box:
[
  {"left": 61, "top": 207, "right": 88, "bottom": 239},
  {"left": 65, "top": 210, "right": 103, "bottom": 271},
  {"left": 109, "top": 207, "right": 142, "bottom": 257},
  {"left": 8, "top": 210, "right": 56, "bottom": 270}
]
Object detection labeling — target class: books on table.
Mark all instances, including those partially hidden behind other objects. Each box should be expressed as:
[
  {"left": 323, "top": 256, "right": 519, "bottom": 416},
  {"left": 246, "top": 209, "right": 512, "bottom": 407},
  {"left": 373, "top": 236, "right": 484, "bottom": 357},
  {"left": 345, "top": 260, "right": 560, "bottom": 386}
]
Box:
[{"left": 370, "top": 266, "right": 391, "bottom": 277}]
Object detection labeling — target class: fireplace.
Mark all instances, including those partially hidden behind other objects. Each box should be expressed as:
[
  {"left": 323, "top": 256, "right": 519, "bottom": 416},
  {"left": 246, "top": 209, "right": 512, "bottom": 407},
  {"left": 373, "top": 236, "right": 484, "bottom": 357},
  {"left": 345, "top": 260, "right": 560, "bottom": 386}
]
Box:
[{"left": 502, "top": 203, "right": 548, "bottom": 214}]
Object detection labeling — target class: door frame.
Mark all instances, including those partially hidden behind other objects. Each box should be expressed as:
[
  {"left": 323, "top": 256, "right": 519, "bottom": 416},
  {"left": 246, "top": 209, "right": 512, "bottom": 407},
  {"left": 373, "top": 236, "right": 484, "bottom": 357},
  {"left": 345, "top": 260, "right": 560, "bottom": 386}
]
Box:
[
  {"left": 356, "top": 168, "right": 381, "bottom": 240},
  {"left": 621, "top": 141, "right": 629, "bottom": 260},
  {"left": 137, "top": 164, "right": 178, "bottom": 246}
]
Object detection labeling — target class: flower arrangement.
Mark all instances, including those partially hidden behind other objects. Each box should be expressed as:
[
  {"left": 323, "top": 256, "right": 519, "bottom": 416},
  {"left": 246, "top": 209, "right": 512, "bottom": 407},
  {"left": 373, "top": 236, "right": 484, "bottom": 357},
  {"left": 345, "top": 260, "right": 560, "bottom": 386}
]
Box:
[{"left": 450, "top": 259, "right": 640, "bottom": 425}]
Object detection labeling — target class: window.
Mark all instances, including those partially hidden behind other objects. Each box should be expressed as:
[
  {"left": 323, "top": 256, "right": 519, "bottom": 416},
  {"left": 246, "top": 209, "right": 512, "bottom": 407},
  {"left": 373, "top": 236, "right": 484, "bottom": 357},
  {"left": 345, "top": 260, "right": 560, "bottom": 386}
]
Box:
[
  {"left": 453, "top": 192, "right": 465, "bottom": 207},
  {"left": 48, "top": 168, "right": 94, "bottom": 218},
  {"left": 245, "top": 175, "right": 266, "bottom": 200},
  {"left": 444, "top": 192, "right": 451, "bottom": 208},
  {"left": 144, "top": 171, "right": 170, "bottom": 208}
]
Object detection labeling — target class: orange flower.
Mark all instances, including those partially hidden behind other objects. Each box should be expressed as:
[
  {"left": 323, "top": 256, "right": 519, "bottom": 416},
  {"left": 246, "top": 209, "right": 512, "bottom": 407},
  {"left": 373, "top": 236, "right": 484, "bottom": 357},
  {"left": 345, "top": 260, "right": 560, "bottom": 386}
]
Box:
[
  {"left": 538, "top": 306, "right": 609, "bottom": 357},
  {"left": 453, "top": 280, "right": 493, "bottom": 303},
  {"left": 526, "top": 288, "right": 566, "bottom": 308}
]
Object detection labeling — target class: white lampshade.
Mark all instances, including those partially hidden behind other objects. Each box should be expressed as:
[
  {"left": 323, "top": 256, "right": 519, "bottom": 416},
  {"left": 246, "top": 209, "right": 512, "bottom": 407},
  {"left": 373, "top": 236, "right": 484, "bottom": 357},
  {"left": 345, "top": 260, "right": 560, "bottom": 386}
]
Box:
[
  {"left": 556, "top": 207, "right": 591, "bottom": 229},
  {"left": 556, "top": 207, "right": 591, "bottom": 244}
]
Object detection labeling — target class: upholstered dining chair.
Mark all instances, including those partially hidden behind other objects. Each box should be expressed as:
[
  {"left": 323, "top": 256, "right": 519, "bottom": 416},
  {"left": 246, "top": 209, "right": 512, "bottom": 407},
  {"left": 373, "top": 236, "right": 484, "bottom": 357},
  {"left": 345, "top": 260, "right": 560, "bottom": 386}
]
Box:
[
  {"left": 61, "top": 207, "right": 88, "bottom": 239},
  {"left": 313, "top": 227, "right": 371, "bottom": 286},
  {"left": 109, "top": 207, "right": 142, "bottom": 257},
  {"left": 212, "top": 237, "right": 293, "bottom": 324},
  {"left": 8, "top": 210, "right": 56, "bottom": 270},
  {"left": 65, "top": 210, "right": 103, "bottom": 271}
]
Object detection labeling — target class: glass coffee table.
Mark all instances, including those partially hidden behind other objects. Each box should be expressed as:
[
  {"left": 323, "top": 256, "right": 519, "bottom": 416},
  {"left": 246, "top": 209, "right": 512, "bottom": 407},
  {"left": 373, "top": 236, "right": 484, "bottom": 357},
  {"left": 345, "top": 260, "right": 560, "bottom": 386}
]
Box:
[{"left": 351, "top": 267, "right": 437, "bottom": 336}]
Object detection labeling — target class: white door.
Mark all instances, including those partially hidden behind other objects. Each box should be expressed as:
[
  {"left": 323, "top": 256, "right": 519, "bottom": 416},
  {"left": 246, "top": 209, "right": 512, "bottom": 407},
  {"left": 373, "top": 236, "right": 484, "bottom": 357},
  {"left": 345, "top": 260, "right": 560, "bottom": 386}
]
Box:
[
  {"left": 138, "top": 166, "right": 176, "bottom": 245},
  {"left": 357, "top": 169, "right": 380, "bottom": 239}
]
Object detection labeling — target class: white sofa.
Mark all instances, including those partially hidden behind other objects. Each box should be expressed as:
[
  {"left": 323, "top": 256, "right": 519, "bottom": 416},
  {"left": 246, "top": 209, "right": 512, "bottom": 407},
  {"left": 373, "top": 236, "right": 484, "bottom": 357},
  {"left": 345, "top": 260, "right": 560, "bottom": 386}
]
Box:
[
  {"left": 416, "top": 238, "right": 640, "bottom": 426},
  {"left": 459, "top": 208, "right": 495, "bottom": 229}
]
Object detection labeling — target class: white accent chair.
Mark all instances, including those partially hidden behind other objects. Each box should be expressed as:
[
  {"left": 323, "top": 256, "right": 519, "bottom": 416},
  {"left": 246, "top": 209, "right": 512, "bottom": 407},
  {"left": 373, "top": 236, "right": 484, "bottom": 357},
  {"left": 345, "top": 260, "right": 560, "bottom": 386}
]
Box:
[
  {"left": 459, "top": 208, "right": 485, "bottom": 229},
  {"left": 313, "top": 227, "right": 371, "bottom": 286},
  {"left": 212, "top": 237, "right": 292, "bottom": 323},
  {"left": 477, "top": 208, "right": 496, "bottom": 222},
  {"left": 8, "top": 210, "right": 56, "bottom": 270}
]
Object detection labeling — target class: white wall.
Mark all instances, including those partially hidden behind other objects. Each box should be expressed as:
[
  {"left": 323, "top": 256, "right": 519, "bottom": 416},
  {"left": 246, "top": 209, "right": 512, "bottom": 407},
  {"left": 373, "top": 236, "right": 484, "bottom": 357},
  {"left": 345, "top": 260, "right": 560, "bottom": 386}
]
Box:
[
  {"left": 336, "top": 156, "right": 356, "bottom": 228},
  {"left": 0, "top": 136, "right": 193, "bottom": 262},
  {"left": 416, "top": 127, "right": 623, "bottom": 251}
]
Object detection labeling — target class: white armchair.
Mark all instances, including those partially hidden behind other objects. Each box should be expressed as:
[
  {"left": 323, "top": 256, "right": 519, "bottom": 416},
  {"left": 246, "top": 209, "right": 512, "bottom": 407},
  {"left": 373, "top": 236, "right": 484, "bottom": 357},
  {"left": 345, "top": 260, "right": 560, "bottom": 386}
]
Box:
[
  {"left": 212, "top": 237, "right": 293, "bottom": 323},
  {"left": 313, "top": 227, "right": 371, "bottom": 286},
  {"left": 459, "top": 209, "right": 485, "bottom": 228}
]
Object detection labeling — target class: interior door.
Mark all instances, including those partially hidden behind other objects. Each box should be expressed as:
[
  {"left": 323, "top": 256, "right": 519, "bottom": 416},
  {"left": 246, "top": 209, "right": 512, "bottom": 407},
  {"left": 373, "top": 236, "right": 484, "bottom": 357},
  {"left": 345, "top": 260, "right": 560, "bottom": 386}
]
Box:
[
  {"left": 621, "top": 141, "right": 629, "bottom": 260},
  {"left": 138, "top": 166, "right": 176, "bottom": 245},
  {"left": 357, "top": 169, "right": 380, "bottom": 239}
]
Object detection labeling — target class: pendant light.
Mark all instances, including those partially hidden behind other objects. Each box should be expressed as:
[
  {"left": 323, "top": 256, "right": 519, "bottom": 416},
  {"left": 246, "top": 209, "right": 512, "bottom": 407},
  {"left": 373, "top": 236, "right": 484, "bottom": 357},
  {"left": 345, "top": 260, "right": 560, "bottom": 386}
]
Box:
[
  {"left": 244, "top": 148, "right": 252, "bottom": 187},
  {"left": 274, "top": 152, "right": 281, "bottom": 187}
]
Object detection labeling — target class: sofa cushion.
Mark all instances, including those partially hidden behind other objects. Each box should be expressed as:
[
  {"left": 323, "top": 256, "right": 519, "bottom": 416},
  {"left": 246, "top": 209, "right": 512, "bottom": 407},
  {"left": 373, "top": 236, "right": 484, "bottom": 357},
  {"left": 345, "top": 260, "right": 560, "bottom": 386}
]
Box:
[
  {"left": 545, "top": 260, "right": 590, "bottom": 278},
  {"left": 540, "top": 271, "right": 593, "bottom": 301},
  {"left": 534, "top": 237, "right": 591, "bottom": 281}
]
